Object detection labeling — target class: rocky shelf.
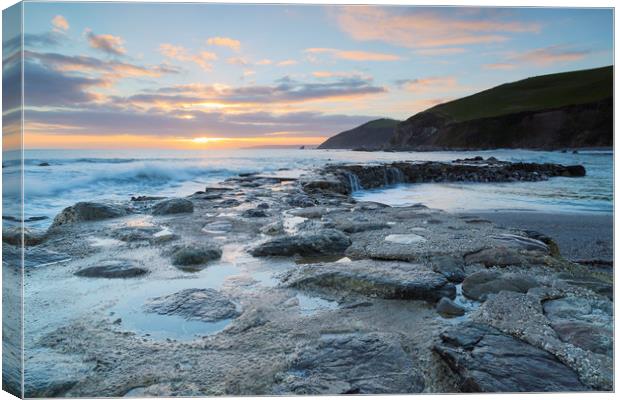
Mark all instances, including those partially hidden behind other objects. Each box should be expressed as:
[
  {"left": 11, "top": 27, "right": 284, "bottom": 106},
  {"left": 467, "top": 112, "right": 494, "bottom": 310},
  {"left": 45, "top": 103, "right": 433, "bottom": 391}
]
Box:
[
  {"left": 301, "top": 156, "right": 586, "bottom": 195},
  {"left": 4, "top": 156, "right": 610, "bottom": 397}
]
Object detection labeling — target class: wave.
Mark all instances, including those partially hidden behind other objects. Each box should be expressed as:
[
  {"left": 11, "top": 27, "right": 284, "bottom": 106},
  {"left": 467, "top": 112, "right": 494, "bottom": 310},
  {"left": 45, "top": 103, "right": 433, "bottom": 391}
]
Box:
[{"left": 22, "top": 162, "right": 250, "bottom": 198}]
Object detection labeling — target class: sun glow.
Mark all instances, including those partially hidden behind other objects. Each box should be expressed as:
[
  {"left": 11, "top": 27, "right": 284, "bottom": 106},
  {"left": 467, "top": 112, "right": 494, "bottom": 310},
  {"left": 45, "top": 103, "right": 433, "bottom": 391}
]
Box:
[{"left": 191, "top": 137, "right": 226, "bottom": 144}]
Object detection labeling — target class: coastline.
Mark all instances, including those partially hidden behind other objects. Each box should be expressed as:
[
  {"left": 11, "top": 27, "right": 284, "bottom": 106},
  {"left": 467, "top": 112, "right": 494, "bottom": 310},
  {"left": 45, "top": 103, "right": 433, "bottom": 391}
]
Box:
[{"left": 7, "top": 157, "right": 613, "bottom": 396}]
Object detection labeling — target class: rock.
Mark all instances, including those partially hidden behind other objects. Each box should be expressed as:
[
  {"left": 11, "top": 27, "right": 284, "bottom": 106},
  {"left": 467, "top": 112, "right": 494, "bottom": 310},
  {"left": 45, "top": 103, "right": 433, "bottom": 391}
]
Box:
[
  {"left": 285, "top": 194, "right": 317, "bottom": 208},
  {"left": 216, "top": 199, "right": 242, "bottom": 208},
  {"left": 436, "top": 297, "right": 465, "bottom": 317},
  {"left": 111, "top": 226, "right": 161, "bottom": 242},
  {"left": 171, "top": 244, "right": 222, "bottom": 267},
  {"left": 52, "top": 202, "right": 128, "bottom": 227},
  {"left": 284, "top": 260, "right": 455, "bottom": 302},
  {"left": 543, "top": 297, "right": 613, "bottom": 357},
  {"left": 428, "top": 255, "right": 465, "bottom": 283},
  {"left": 38, "top": 162, "right": 50, "bottom": 167},
  {"left": 491, "top": 233, "right": 549, "bottom": 253},
  {"left": 553, "top": 272, "right": 613, "bottom": 300},
  {"left": 74, "top": 260, "right": 148, "bottom": 278},
  {"left": 472, "top": 290, "right": 612, "bottom": 390},
  {"left": 260, "top": 221, "right": 284, "bottom": 236},
  {"left": 335, "top": 220, "right": 390, "bottom": 233},
  {"left": 130, "top": 195, "right": 165, "bottom": 202},
  {"left": 2, "top": 227, "right": 46, "bottom": 246},
  {"left": 288, "top": 207, "right": 330, "bottom": 219},
  {"left": 242, "top": 208, "right": 269, "bottom": 218},
  {"left": 463, "top": 243, "right": 548, "bottom": 267},
  {"left": 151, "top": 198, "right": 194, "bottom": 215},
  {"left": 250, "top": 229, "right": 351, "bottom": 257},
  {"left": 273, "top": 333, "right": 425, "bottom": 394},
  {"left": 462, "top": 271, "right": 540, "bottom": 301},
  {"left": 257, "top": 203, "right": 270, "bottom": 209},
  {"left": 434, "top": 322, "right": 587, "bottom": 392},
  {"left": 143, "top": 288, "right": 238, "bottom": 322},
  {"left": 384, "top": 234, "right": 426, "bottom": 244}
]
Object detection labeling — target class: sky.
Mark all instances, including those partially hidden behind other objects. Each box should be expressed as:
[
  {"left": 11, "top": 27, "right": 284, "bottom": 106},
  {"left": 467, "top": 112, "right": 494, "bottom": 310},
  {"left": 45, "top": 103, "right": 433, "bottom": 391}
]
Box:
[{"left": 2, "top": 2, "right": 614, "bottom": 149}]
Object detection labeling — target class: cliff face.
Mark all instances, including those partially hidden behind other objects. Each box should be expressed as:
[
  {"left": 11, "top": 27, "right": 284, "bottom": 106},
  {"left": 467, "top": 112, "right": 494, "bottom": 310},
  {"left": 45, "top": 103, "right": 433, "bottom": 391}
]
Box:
[
  {"left": 390, "top": 97, "right": 613, "bottom": 150},
  {"left": 318, "top": 118, "right": 400, "bottom": 150}
]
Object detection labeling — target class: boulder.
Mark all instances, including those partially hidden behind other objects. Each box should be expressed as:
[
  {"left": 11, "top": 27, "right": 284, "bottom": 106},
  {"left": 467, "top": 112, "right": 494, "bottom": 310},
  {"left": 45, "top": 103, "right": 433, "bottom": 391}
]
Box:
[
  {"left": 2, "top": 227, "right": 46, "bottom": 246},
  {"left": 250, "top": 229, "right": 351, "bottom": 257},
  {"left": 74, "top": 260, "right": 148, "bottom": 278},
  {"left": 462, "top": 271, "right": 540, "bottom": 301},
  {"left": 171, "top": 244, "right": 222, "bottom": 267},
  {"left": 143, "top": 288, "right": 238, "bottom": 322},
  {"left": 52, "top": 202, "right": 128, "bottom": 227},
  {"left": 151, "top": 198, "right": 194, "bottom": 215},
  {"left": 284, "top": 260, "right": 455, "bottom": 302},
  {"left": 433, "top": 322, "right": 587, "bottom": 392},
  {"left": 428, "top": 255, "right": 466, "bottom": 283},
  {"left": 436, "top": 297, "right": 465, "bottom": 317},
  {"left": 273, "top": 332, "right": 425, "bottom": 394}
]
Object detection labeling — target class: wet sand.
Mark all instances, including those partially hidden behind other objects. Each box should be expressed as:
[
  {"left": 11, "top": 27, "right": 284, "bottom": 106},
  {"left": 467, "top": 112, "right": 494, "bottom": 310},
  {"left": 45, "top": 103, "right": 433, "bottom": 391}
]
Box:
[{"left": 462, "top": 211, "right": 613, "bottom": 262}]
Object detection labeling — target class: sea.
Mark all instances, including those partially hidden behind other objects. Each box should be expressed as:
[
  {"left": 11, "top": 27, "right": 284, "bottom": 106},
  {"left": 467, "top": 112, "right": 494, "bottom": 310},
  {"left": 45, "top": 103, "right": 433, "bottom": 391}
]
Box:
[{"left": 2, "top": 148, "right": 613, "bottom": 229}]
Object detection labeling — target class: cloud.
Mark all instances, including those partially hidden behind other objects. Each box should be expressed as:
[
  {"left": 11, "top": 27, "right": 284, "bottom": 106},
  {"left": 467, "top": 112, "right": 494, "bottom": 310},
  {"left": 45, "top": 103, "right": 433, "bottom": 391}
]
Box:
[
  {"left": 256, "top": 59, "right": 273, "bottom": 65},
  {"left": 52, "top": 15, "right": 69, "bottom": 32},
  {"left": 159, "top": 44, "right": 217, "bottom": 70},
  {"left": 23, "top": 61, "right": 106, "bottom": 107},
  {"left": 143, "top": 76, "right": 386, "bottom": 106},
  {"left": 483, "top": 63, "right": 515, "bottom": 70},
  {"left": 24, "top": 106, "right": 378, "bottom": 139},
  {"left": 305, "top": 48, "right": 401, "bottom": 61},
  {"left": 396, "top": 76, "right": 460, "bottom": 93},
  {"left": 312, "top": 70, "right": 371, "bottom": 80},
  {"left": 512, "top": 45, "right": 591, "bottom": 66},
  {"left": 332, "top": 6, "right": 540, "bottom": 48},
  {"left": 86, "top": 30, "right": 126, "bottom": 56},
  {"left": 276, "top": 59, "right": 298, "bottom": 66},
  {"left": 3, "top": 32, "right": 63, "bottom": 53},
  {"left": 26, "top": 50, "right": 179, "bottom": 81},
  {"left": 207, "top": 36, "right": 241, "bottom": 51},
  {"left": 227, "top": 56, "right": 249, "bottom": 66},
  {"left": 485, "top": 45, "right": 592, "bottom": 69}
]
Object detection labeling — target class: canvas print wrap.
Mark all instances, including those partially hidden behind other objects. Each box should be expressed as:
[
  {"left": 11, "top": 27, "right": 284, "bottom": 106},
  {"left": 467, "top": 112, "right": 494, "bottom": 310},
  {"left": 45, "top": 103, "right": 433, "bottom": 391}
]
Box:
[{"left": 1, "top": 1, "right": 614, "bottom": 397}]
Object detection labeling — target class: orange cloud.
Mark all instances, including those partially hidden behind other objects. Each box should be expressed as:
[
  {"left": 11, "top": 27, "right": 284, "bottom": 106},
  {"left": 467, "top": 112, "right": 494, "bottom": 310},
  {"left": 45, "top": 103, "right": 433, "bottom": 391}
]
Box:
[
  {"left": 86, "top": 30, "right": 126, "bottom": 56},
  {"left": 160, "top": 44, "right": 217, "bottom": 70},
  {"left": 207, "top": 36, "right": 241, "bottom": 51},
  {"left": 333, "top": 6, "right": 540, "bottom": 48},
  {"left": 485, "top": 45, "right": 591, "bottom": 69},
  {"left": 277, "top": 59, "right": 298, "bottom": 66},
  {"left": 513, "top": 45, "right": 590, "bottom": 66},
  {"left": 305, "top": 47, "right": 401, "bottom": 61},
  {"left": 256, "top": 59, "right": 273, "bottom": 65},
  {"left": 483, "top": 63, "right": 516, "bottom": 70},
  {"left": 52, "top": 15, "right": 69, "bottom": 32}
]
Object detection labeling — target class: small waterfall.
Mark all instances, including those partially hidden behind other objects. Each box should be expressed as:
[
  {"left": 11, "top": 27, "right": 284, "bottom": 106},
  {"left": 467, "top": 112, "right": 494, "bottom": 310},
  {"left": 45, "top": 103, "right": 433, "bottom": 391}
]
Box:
[
  {"left": 385, "top": 167, "right": 405, "bottom": 185},
  {"left": 345, "top": 172, "right": 363, "bottom": 193}
]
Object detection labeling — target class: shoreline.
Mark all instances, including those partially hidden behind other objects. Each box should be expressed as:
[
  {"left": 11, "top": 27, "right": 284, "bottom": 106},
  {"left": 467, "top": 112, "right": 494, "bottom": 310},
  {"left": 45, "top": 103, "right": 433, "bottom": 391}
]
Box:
[
  {"left": 455, "top": 210, "right": 613, "bottom": 263},
  {"left": 5, "top": 157, "right": 613, "bottom": 396}
]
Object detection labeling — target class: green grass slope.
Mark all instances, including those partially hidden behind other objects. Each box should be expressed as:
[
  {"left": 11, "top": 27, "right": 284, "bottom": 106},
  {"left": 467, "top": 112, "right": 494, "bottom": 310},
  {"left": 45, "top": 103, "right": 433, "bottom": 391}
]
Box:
[{"left": 430, "top": 66, "right": 613, "bottom": 123}]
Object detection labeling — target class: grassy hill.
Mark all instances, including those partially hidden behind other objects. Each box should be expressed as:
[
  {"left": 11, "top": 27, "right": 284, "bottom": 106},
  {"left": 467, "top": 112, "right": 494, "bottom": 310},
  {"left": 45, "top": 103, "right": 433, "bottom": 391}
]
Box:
[
  {"left": 430, "top": 66, "right": 613, "bottom": 123},
  {"left": 390, "top": 66, "right": 613, "bottom": 150},
  {"left": 318, "top": 118, "right": 400, "bottom": 149}
]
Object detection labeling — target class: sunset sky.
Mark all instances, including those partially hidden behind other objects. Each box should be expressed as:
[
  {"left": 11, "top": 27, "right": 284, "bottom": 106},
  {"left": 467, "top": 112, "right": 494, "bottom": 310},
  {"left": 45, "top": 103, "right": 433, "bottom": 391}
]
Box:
[{"left": 4, "top": 3, "right": 614, "bottom": 149}]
